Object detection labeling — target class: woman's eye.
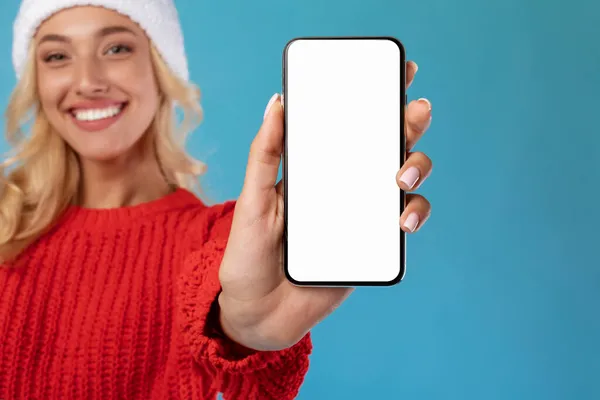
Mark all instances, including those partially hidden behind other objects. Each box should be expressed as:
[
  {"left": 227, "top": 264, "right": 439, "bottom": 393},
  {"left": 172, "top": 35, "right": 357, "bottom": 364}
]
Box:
[
  {"left": 44, "top": 53, "right": 66, "bottom": 63},
  {"left": 106, "top": 45, "right": 132, "bottom": 55}
]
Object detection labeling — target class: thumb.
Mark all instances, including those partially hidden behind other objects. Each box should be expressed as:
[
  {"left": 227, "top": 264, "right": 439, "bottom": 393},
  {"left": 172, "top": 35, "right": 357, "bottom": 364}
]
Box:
[{"left": 241, "top": 93, "right": 284, "bottom": 198}]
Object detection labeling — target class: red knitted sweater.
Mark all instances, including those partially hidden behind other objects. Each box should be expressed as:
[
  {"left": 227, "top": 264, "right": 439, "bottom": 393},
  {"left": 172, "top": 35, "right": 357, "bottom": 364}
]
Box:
[{"left": 0, "top": 189, "right": 312, "bottom": 400}]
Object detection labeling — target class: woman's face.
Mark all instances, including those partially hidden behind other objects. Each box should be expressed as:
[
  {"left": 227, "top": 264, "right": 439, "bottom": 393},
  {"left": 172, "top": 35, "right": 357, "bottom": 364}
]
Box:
[{"left": 34, "top": 6, "right": 160, "bottom": 162}]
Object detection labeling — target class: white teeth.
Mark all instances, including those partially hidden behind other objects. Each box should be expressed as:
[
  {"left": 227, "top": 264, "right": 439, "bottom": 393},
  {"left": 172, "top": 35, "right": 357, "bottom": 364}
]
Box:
[{"left": 74, "top": 105, "right": 123, "bottom": 121}]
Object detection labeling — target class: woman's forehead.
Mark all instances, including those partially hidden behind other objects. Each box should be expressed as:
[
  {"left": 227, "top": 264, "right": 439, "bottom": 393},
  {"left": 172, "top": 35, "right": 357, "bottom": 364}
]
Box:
[{"left": 35, "top": 6, "right": 142, "bottom": 40}]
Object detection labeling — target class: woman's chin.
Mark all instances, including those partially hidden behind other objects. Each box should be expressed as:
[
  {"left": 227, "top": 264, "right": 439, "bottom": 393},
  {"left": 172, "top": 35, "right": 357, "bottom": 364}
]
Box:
[{"left": 75, "top": 148, "right": 131, "bottom": 164}]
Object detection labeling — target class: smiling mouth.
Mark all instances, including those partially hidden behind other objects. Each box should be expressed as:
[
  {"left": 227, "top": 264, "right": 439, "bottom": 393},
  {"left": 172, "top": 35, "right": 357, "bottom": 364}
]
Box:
[{"left": 70, "top": 102, "right": 128, "bottom": 122}]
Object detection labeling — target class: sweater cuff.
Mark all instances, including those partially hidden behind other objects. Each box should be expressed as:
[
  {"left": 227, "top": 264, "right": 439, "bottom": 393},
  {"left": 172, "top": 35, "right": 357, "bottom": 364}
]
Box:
[{"left": 177, "top": 238, "right": 313, "bottom": 374}]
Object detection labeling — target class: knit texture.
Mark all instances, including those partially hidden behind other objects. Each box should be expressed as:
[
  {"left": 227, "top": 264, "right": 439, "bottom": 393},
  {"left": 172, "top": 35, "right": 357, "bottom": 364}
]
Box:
[{"left": 0, "top": 189, "right": 312, "bottom": 400}]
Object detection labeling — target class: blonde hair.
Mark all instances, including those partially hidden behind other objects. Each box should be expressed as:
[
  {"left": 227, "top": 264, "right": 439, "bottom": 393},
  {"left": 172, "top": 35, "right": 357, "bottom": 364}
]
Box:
[{"left": 0, "top": 43, "right": 206, "bottom": 263}]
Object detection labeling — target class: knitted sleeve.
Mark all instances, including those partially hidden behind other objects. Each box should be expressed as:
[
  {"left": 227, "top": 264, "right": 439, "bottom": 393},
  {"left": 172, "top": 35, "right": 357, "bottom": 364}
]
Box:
[{"left": 177, "top": 201, "right": 312, "bottom": 400}]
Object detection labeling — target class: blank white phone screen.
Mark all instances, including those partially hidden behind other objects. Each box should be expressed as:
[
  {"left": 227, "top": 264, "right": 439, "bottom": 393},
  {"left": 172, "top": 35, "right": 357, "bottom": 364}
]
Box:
[{"left": 284, "top": 38, "right": 404, "bottom": 285}]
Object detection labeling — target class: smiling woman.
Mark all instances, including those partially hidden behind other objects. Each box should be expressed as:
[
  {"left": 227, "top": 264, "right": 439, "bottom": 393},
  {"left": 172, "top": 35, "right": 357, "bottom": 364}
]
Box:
[
  {"left": 1, "top": 5, "right": 204, "bottom": 260},
  {"left": 0, "top": 1, "right": 434, "bottom": 399},
  {"left": 0, "top": 2, "right": 322, "bottom": 399}
]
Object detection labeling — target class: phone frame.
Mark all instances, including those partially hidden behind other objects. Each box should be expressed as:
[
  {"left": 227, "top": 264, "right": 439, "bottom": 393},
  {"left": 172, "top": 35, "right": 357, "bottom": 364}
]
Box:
[{"left": 282, "top": 36, "right": 407, "bottom": 287}]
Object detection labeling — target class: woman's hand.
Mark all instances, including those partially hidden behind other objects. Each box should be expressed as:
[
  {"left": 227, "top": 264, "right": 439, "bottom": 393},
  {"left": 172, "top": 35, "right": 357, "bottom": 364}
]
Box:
[{"left": 218, "top": 61, "right": 432, "bottom": 351}]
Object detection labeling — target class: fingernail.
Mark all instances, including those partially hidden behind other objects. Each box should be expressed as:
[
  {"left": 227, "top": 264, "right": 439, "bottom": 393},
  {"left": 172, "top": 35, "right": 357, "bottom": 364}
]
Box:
[
  {"left": 400, "top": 166, "right": 420, "bottom": 189},
  {"left": 264, "top": 93, "right": 280, "bottom": 120},
  {"left": 418, "top": 98, "right": 431, "bottom": 111},
  {"left": 403, "top": 213, "right": 419, "bottom": 232},
  {"left": 411, "top": 61, "right": 418, "bottom": 73}
]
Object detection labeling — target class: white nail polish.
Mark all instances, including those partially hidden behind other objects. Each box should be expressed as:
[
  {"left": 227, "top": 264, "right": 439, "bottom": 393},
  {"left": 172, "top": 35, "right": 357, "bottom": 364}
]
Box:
[
  {"left": 417, "top": 98, "right": 431, "bottom": 111},
  {"left": 400, "top": 166, "right": 420, "bottom": 189},
  {"left": 264, "top": 93, "right": 279, "bottom": 120},
  {"left": 403, "top": 213, "right": 419, "bottom": 232}
]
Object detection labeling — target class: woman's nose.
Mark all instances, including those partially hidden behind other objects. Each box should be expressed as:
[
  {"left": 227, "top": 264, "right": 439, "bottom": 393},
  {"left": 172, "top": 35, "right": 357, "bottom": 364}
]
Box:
[{"left": 74, "top": 58, "right": 109, "bottom": 96}]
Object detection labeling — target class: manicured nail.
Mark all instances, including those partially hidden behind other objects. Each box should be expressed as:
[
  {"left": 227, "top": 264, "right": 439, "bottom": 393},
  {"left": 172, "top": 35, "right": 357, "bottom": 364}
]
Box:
[
  {"left": 418, "top": 98, "right": 431, "bottom": 111},
  {"left": 264, "top": 93, "right": 280, "bottom": 120},
  {"left": 411, "top": 61, "right": 418, "bottom": 73},
  {"left": 400, "top": 166, "right": 420, "bottom": 189},
  {"left": 403, "top": 213, "right": 419, "bottom": 232}
]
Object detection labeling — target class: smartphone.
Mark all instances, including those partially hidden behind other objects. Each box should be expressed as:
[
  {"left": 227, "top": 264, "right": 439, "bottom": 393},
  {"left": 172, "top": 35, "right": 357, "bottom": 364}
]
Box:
[{"left": 282, "top": 37, "right": 406, "bottom": 287}]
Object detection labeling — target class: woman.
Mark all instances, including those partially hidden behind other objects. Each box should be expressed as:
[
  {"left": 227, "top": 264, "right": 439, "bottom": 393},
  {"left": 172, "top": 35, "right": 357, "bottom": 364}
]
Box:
[{"left": 0, "top": 0, "right": 433, "bottom": 399}]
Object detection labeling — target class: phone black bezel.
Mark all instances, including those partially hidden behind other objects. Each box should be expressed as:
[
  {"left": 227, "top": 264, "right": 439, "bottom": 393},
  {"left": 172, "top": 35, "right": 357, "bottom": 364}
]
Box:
[{"left": 282, "top": 36, "right": 407, "bottom": 287}]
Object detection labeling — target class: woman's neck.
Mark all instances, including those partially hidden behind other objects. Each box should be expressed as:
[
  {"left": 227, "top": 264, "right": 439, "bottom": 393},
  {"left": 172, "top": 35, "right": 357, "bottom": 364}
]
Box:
[{"left": 75, "top": 149, "right": 174, "bottom": 210}]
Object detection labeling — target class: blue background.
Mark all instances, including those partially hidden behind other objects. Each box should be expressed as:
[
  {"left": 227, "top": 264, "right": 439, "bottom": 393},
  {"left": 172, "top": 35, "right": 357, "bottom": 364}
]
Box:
[{"left": 1, "top": 0, "right": 599, "bottom": 399}]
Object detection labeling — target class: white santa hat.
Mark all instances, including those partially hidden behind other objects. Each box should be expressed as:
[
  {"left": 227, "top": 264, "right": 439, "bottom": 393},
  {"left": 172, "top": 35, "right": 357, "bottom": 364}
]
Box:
[{"left": 12, "top": 0, "right": 189, "bottom": 82}]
